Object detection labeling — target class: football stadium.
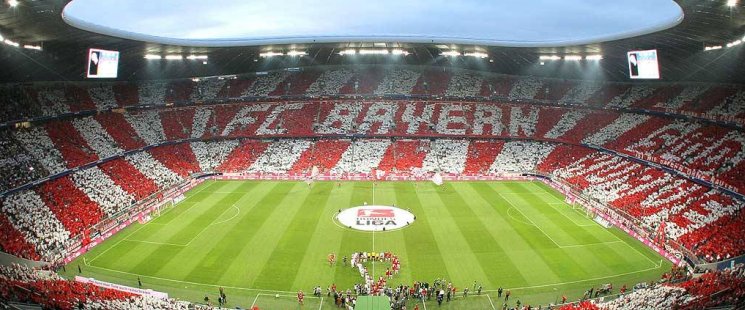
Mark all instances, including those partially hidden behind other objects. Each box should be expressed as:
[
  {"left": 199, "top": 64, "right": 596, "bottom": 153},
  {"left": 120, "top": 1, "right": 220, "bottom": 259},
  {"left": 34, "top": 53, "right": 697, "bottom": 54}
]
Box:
[{"left": 0, "top": 1, "right": 744, "bottom": 309}]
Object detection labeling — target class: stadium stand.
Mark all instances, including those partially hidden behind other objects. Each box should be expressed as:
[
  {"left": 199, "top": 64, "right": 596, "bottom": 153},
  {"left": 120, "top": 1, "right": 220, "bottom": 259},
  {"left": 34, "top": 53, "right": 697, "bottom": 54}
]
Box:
[{"left": 1, "top": 66, "right": 745, "bottom": 309}]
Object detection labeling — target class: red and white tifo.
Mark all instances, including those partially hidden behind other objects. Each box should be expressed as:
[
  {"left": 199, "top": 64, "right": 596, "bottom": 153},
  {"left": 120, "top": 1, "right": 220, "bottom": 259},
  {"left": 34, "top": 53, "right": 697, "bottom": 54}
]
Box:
[{"left": 336, "top": 206, "right": 416, "bottom": 232}]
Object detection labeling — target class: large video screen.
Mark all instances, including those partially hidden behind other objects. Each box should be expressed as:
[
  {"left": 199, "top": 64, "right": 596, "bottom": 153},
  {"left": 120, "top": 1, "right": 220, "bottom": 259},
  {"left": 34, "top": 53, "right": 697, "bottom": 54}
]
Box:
[
  {"left": 87, "top": 48, "right": 119, "bottom": 78},
  {"left": 627, "top": 49, "right": 660, "bottom": 79}
]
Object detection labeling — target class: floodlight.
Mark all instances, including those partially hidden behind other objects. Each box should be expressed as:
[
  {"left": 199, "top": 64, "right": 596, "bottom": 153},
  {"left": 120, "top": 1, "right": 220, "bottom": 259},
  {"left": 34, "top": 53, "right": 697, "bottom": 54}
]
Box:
[
  {"left": 338, "top": 49, "right": 357, "bottom": 55},
  {"left": 8, "top": 0, "right": 18, "bottom": 7},
  {"left": 23, "top": 44, "right": 41, "bottom": 51},
  {"left": 464, "top": 52, "right": 488, "bottom": 58},
  {"left": 539, "top": 55, "right": 560, "bottom": 60},
  {"left": 144, "top": 54, "right": 162, "bottom": 60},
  {"left": 259, "top": 51, "right": 283, "bottom": 57},
  {"left": 186, "top": 55, "right": 208, "bottom": 60},
  {"left": 564, "top": 55, "right": 582, "bottom": 61},
  {"left": 585, "top": 55, "right": 603, "bottom": 60},
  {"left": 359, "top": 49, "right": 389, "bottom": 55},
  {"left": 165, "top": 55, "right": 183, "bottom": 60},
  {"left": 4, "top": 39, "right": 19, "bottom": 47},
  {"left": 441, "top": 51, "right": 461, "bottom": 57},
  {"left": 286, "top": 50, "right": 307, "bottom": 57}
]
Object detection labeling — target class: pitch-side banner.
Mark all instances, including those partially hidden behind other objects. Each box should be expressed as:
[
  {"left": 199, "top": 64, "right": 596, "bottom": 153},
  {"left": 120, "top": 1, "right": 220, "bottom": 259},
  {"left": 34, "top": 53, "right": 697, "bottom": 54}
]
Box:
[{"left": 75, "top": 276, "right": 169, "bottom": 299}]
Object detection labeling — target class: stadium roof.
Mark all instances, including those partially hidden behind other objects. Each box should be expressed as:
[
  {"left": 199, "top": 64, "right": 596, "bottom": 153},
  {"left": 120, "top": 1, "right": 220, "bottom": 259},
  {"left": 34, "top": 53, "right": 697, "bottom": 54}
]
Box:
[
  {"left": 61, "top": 0, "right": 684, "bottom": 48},
  {"left": 0, "top": 0, "right": 743, "bottom": 83}
]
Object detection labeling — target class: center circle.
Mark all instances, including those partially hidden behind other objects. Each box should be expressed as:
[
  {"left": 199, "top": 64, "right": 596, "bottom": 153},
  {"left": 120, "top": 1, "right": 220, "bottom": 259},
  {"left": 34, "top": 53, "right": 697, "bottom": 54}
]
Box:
[{"left": 336, "top": 205, "right": 415, "bottom": 231}]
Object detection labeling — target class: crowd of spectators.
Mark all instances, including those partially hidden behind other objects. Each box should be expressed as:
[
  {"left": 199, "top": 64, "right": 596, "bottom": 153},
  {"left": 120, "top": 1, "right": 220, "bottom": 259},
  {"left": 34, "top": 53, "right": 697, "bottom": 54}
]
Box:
[
  {"left": 3, "top": 190, "right": 71, "bottom": 261},
  {"left": 243, "top": 72, "right": 289, "bottom": 97},
  {"left": 191, "top": 140, "right": 240, "bottom": 172},
  {"left": 87, "top": 85, "right": 119, "bottom": 110},
  {"left": 0, "top": 68, "right": 743, "bottom": 268},
  {"left": 508, "top": 77, "right": 542, "bottom": 101},
  {"left": 305, "top": 69, "right": 354, "bottom": 96},
  {"left": 71, "top": 167, "right": 136, "bottom": 216},
  {"left": 0, "top": 131, "right": 47, "bottom": 192},
  {"left": 374, "top": 68, "right": 420, "bottom": 95},
  {"left": 444, "top": 71, "right": 483, "bottom": 97},
  {"left": 190, "top": 79, "right": 226, "bottom": 103},
  {"left": 72, "top": 117, "right": 125, "bottom": 159}
]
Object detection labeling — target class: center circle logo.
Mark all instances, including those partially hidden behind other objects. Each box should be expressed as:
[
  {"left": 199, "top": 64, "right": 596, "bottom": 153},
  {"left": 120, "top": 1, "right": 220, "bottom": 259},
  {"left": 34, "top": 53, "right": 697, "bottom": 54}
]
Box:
[{"left": 336, "top": 205, "right": 415, "bottom": 231}]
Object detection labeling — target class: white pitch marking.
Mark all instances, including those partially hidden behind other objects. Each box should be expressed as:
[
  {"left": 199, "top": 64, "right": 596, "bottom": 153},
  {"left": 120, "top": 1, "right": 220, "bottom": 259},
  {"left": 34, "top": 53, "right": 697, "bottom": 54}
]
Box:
[
  {"left": 499, "top": 193, "right": 564, "bottom": 247},
  {"left": 543, "top": 201, "right": 597, "bottom": 227},
  {"left": 87, "top": 224, "right": 149, "bottom": 264},
  {"left": 122, "top": 239, "right": 186, "bottom": 247},
  {"left": 82, "top": 264, "right": 306, "bottom": 295},
  {"left": 487, "top": 294, "right": 496, "bottom": 310},
  {"left": 209, "top": 205, "right": 241, "bottom": 226},
  {"left": 482, "top": 260, "right": 664, "bottom": 293}
]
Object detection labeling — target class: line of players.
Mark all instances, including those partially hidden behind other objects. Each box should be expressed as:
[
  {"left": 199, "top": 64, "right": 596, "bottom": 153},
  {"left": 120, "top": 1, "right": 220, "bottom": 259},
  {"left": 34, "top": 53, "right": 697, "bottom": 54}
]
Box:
[{"left": 302, "top": 252, "right": 487, "bottom": 309}]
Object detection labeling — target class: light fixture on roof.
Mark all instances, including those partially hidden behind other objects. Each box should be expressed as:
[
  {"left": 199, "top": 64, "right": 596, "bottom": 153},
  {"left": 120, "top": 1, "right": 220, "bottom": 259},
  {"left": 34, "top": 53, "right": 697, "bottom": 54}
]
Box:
[
  {"left": 391, "top": 48, "right": 409, "bottom": 55},
  {"left": 144, "top": 54, "right": 162, "bottom": 60},
  {"left": 358, "top": 49, "right": 389, "bottom": 55},
  {"left": 7, "top": 0, "right": 18, "bottom": 7},
  {"left": 23, "top": 44, "right": 41, "bottom": 51},
  {"left": 338, "top": 49, "right": 357, "bottom": 55},
  {"left": 4, "top": 39, "right": 19, "bottom": 47},
  {"left": 539, "top": 55, "right": 561, "bottom": 60},
  {"left": 186, "top": 55, "right": 208, "bottom": 60},
  {"left": 585, "top": 54, "right": 603, "bottom": 60},
  {"left": 464, "top": 52, "right": 488, "bottom": 58},
  {"left": 259, "top": 51, "right": 283, "bottom": 58},
  {"left": 286, "top": 50, "right": 307, "bottom": 57},
  {"left": 564, "top": 55, "right": 582, "bottom": 61},
  {"left": 727, "top": 0, "right": 737, "bottom": 7},
  {"left": 441, "top": 51, "right": 461, "bottom": 57},
  {"left": 726, "top": 39, "right": 742, "bottom": 48}
]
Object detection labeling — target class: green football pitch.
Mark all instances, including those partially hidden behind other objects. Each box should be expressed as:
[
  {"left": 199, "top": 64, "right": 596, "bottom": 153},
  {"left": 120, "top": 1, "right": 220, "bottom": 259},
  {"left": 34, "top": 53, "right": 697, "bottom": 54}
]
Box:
[{"left": 61, "top": 180, "right": 671, "bottom": 309}]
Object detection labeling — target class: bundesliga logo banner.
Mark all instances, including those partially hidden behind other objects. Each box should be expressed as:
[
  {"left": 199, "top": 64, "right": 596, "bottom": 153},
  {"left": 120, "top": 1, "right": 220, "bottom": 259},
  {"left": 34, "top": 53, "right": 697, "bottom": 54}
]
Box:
[{"left": 337, "top": 206, "right": 415, "bottom": 231}]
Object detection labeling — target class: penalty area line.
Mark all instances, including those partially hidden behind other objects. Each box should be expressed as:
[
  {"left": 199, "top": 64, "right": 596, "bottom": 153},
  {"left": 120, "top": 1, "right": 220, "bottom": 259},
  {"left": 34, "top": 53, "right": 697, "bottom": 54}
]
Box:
[
  {"left": 82, "top": 263, "right": 305, "bottom": 295},
  {"left": 487, "top": 294, "right": 496, "bottom": 310},
  {"left": 87, "top": 223, "right": 150, "bottom": 265},
  {"left": 482, "top": 262, "right": 664, "bottom": 292}
]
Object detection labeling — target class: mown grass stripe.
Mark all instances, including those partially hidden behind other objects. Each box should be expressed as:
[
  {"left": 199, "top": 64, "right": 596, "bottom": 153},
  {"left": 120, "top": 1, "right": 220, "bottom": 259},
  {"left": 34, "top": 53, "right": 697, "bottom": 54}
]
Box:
[
  {"left": 126, "top": 182, "right": 251, "bottom": 275},
  {"left": 434, "top": 182, "right": 528, "bottom": 288},
  {"left": 455, "top": 182, "right": 562, "bottom": 286},
  {"left": 170, "top": 182, "right": 278, "bottom": 283},
  {"left": 291, "top": 182, "right": 352, "bottom": 290},
  {"left": 413, "top": 182, "right": 490, "bottom": 286},
  {"left": 333, "top": 182, "right": 381, "bottom": 288},
  {"left": 396, "top": 182, "right": 452, "bottom": 284},
  {"left": 212, "top": 182, "right": 302, "bottom": 286},
  {"left": 219, "top": 182, "right": 312, "bottom": 288},
  {"left": 476, "top": 183, "right": 594, "bottom": 282},
  {"left": 503, "top": 183, "right": 592, "bottom": 246},
  {"left": 252, "top": 182, "right": 334, "bottom": 289}
]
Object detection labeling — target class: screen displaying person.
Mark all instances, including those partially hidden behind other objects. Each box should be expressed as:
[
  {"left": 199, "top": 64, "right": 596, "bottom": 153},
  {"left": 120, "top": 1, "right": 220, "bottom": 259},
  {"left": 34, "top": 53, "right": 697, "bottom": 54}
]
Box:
[
  {"left": 88, "top": 51, "right": 101, "bottom": 77},
  {"left": 628, "top": 53, "right": 639, "bottom": 78}
]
